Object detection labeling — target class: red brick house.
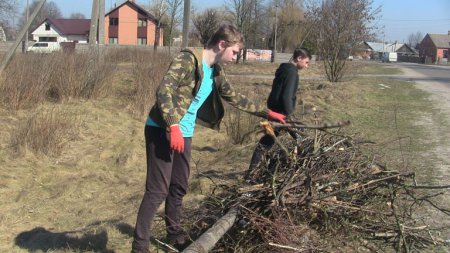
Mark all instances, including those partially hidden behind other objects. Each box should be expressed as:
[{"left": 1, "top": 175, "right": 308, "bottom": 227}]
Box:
[
  {"left": 104, "top": 0, "right": 163, "bottom": 46},
  {"left": 418, "top": 32, "right": 450, "bottom": 64}
]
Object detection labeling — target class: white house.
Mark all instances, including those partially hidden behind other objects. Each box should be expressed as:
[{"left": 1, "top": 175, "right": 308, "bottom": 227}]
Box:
[{"left": 31, "top": 18, "right": 91, "bottom": 44}]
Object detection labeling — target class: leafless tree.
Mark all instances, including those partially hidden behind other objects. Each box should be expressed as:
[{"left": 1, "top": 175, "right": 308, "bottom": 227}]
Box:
[
  {"left": 407, "top": 31, "right": 423, "bottom": 49},
  {"left": 305, "top": 0, "right": 380, "bottom": 82},
  {"left": 69, "top": 12, "right": 86, "bottom": 19},
  {"left": 225, "top": 0, "right": 254, "bottom": 62},
  {"left": 0, "top": 0, "right": 18, "bottom": 20},
  {"left": 148, "top": 0, "right": 168, "bottom": 49},
  {"left": 0, "top": 0, "right": 18, "bottom": 40},
  {"left": 166, "top": 0, "right": 183, "bottom": 51},
  {"left": 192, "top": 8, "right": 221, "bottom": 47},
  {"left": 274, "top": 0, "right": 308, "bottom": 52},
  {"left": 18, "top": 0, "right": 62, "bottom": 34}
]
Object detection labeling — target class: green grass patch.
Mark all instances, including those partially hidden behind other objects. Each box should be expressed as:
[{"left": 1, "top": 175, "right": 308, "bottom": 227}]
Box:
[
  {"left": 357, "top": 62, "right": 403, "bottom": 75},
  {"left": 321, "top": 76, "right": 443, "bottom": 176}
]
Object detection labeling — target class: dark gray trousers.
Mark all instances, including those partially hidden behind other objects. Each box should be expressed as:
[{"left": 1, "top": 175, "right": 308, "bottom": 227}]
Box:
[{"left": 132, "top": 125, "right": 192, "bottom": 252}]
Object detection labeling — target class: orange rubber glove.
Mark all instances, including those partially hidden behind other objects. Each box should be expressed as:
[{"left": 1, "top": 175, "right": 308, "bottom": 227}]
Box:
[
  {"left": 267, "top": 110, "right": 286, "bottom": 124},
  {"left": 169, "top": 124, "right": 184, "bottom": 153}
]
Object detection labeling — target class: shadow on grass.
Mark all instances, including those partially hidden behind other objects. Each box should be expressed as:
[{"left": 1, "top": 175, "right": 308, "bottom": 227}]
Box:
[
  {"left": 116, "top": 222, "right": 134, "bottom": 237},
  {"left": 15, "top": 226, "right": 115, "bottom": 253},
  {"left": 200, "top": 170, "right": 244, "bottom": 181}
]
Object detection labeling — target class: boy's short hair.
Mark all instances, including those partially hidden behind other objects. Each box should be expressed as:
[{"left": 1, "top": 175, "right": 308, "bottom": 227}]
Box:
[
  {"left": 293, "top": 48, "right": 311, "bottom": 60},
  {"left": 207, "top": 24, "right": 244, "bottom": 49}
]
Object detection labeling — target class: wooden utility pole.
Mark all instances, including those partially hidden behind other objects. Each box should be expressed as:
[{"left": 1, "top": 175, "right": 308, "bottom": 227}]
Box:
[
  {"left": 271, "top": 3, "right": 278, "bottom": 63},
  {"left": 98, "top": 0, "right": 105, "bottom": 45},
  {"left": 22, "top": 0, "right": 29, "bottom": 53},
  {"left": 0, "top": 0, "right": 46, "bottom": 76},
  {"left": 89, "top": 0, "right": 99, "bottom": 44},
  {"left": 181, "top": 0, "right": 190, "bottom": 48}
]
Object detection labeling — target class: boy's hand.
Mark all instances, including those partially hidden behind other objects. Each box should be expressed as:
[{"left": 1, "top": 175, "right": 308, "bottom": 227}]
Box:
[
  {"left": 169, "top": 124, "right": 184, "bottom": 153},
  {"left": 268, "top": 110, "right": 286, "bottom": 124}
]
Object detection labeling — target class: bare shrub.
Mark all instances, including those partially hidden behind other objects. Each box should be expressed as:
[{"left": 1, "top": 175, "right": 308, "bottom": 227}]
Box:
[
  {"left": 0, "top": 53, "right": 55, "bottom": 110},
  {"left": 103, "top": 46, "right": 146, "bottom": 63},
  {"left": 10, "top": 107, "right": 79, "bottom": 157},
  {"left": 128, "top": 49, "right": 171, "bottom": 119},
  {"left": 223, "top": 86, "right": 266, "bottom": 144},
  {"left": 48, "top": 50, "right": 117, "bottom": 100},
  {"left": 0, "top": 50, "right": 116, "bottom": 110}
]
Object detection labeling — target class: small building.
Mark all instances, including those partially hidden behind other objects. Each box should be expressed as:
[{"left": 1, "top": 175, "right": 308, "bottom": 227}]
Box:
[
  {"left": 418, "top": 32, "right": 450, "bottom": 64},
  {"left": 31, "top": 18, "right": 91, "bottom": 44},
  {"left": 104, "top": 0, "right": 163, "bottom": 46},
  {"left": 395, "top": 44, "right": 418, "bottom": 57},
  {"left": 352, "top": 41, "right": 418, "bottom": 61}
]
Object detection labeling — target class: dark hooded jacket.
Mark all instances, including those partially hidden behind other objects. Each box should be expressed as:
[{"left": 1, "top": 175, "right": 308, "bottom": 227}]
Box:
[{"left": 266, "top": 63, "right": 299, "bottom": 116}]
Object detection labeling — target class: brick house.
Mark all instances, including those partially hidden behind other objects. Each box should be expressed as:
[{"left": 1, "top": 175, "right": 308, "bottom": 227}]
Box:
[
  {"left": 104, "top": 0, "right": 163, "bottom": 46},
  {"left": 418, "top": 32, "right": 450, "bottom": 64}
]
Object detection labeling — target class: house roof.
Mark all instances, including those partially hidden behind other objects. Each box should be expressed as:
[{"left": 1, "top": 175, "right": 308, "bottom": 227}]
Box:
[
  {"left": 105, "top": 0, "right": 159, "bottom": 23},
  {"left": 427, "top": 34, "right": 450, "bottom": 48},
  {"left": 365, "top": 42, "right": 404, "bottom": 52},
  {"left": 44, "top": 18, "right": 91, "bottom": 35},
  {"left": 396, "top": 44, "right": 419, "bottom": 54}
]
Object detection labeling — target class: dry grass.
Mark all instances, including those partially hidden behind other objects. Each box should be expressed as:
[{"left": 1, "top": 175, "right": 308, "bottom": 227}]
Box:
[
  {"left": 0, "top": 50, "right": 117, "bottom": 110},
  {"left": 10, "top": 106, "right": 79, "bottom": 157}
]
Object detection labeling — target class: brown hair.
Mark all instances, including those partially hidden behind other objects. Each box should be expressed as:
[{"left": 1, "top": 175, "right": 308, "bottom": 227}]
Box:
[
  {"left": 206, "top": 24, "right": 244, "bottom": 49},
  {"left": 293, "top": 48, "right": 311, "bottom": 60}
]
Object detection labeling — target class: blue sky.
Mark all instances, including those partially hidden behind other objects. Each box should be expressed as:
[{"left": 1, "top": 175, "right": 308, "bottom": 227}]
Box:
[{"left": 17, "top": 0, "right": 450, "bottom": 43}]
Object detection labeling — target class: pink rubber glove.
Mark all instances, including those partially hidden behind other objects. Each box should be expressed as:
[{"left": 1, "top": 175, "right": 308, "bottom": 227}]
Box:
[
  {"left": 169, "top": 124, "right": 184, "bottom": 153},
  {"left": 267, "top": 110, "right": 286, "bottom": 124}
]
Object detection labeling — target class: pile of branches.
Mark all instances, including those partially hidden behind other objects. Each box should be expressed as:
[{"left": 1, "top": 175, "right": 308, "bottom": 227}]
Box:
[{"left": 204, "top": 122, "right": 449, "bottom": 252}]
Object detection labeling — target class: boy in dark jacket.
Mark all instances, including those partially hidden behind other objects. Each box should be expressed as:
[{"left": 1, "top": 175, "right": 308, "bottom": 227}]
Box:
[
  {"left": 131, "top": 25, "right": 286, "bottom": 253},
  {"left": 247, "top": 48, "right": 311, "bottom": 175}
]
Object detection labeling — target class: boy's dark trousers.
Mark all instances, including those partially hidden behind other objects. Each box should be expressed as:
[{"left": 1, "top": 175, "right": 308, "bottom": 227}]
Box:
[{"left": 132, "top": 125, "right": 192, "bottom": 252}]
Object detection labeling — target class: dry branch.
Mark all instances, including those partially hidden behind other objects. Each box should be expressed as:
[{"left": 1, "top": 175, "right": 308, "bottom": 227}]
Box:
[{"left": 191, "top": 124, "right": 449, "bottom": 252}]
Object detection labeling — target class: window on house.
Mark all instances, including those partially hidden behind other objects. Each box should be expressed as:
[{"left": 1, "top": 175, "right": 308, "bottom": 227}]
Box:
[
  {"left": 39, "top": 37, "right": 57, "bottom": 42},
  {"left": 444, "top": 50, "right": 448, "bottom": 58},
  {"left": 109, "top": 37, "right": 118, "bottom": 44},
  {"left": 138, "top": 18, "right": 147, "bottom": 27},
  {"left": 109, "top": 18, "right": 119, "bottom": 26},
  {"left": 45, "top": 23, "right": 51, "bottom": 30},
  {"left": 137, "top": 37, "right": 147, "bottom": 45}
]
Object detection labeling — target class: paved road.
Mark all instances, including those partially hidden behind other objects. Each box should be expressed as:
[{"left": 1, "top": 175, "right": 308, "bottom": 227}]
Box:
[{"left": 395, "top": 62, "right": 450, "bottom": 84}]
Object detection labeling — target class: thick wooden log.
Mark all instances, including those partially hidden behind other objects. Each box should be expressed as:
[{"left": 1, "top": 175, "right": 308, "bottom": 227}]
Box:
[{"left": 182, "top": 208, "right": 238, "bottom": 253}]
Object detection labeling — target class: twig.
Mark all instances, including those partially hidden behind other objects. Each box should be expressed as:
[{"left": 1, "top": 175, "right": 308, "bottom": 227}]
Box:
[
  {"left": 405, "top": 184, "right": 450, "bottom": 189},
  {"left": 154, "top": 238, "right": 180, "bottom": 252},
  {"left": 273, "top": 120, "right": 350, "bottom": 129},
  {"left": 319, "top": 173, "right": 414, "bottom": 200},
  {"left": 389, "top": 185, "right": 410, "bottom": 253},
  {"left": 268, "top": 242, "right": 305, "bottom": 252}
]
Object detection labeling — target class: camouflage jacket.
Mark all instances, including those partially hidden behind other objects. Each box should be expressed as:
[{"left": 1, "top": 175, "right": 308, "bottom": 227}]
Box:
[{"left": 148, "top": 48, "right": 269, "bottom": 130}]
